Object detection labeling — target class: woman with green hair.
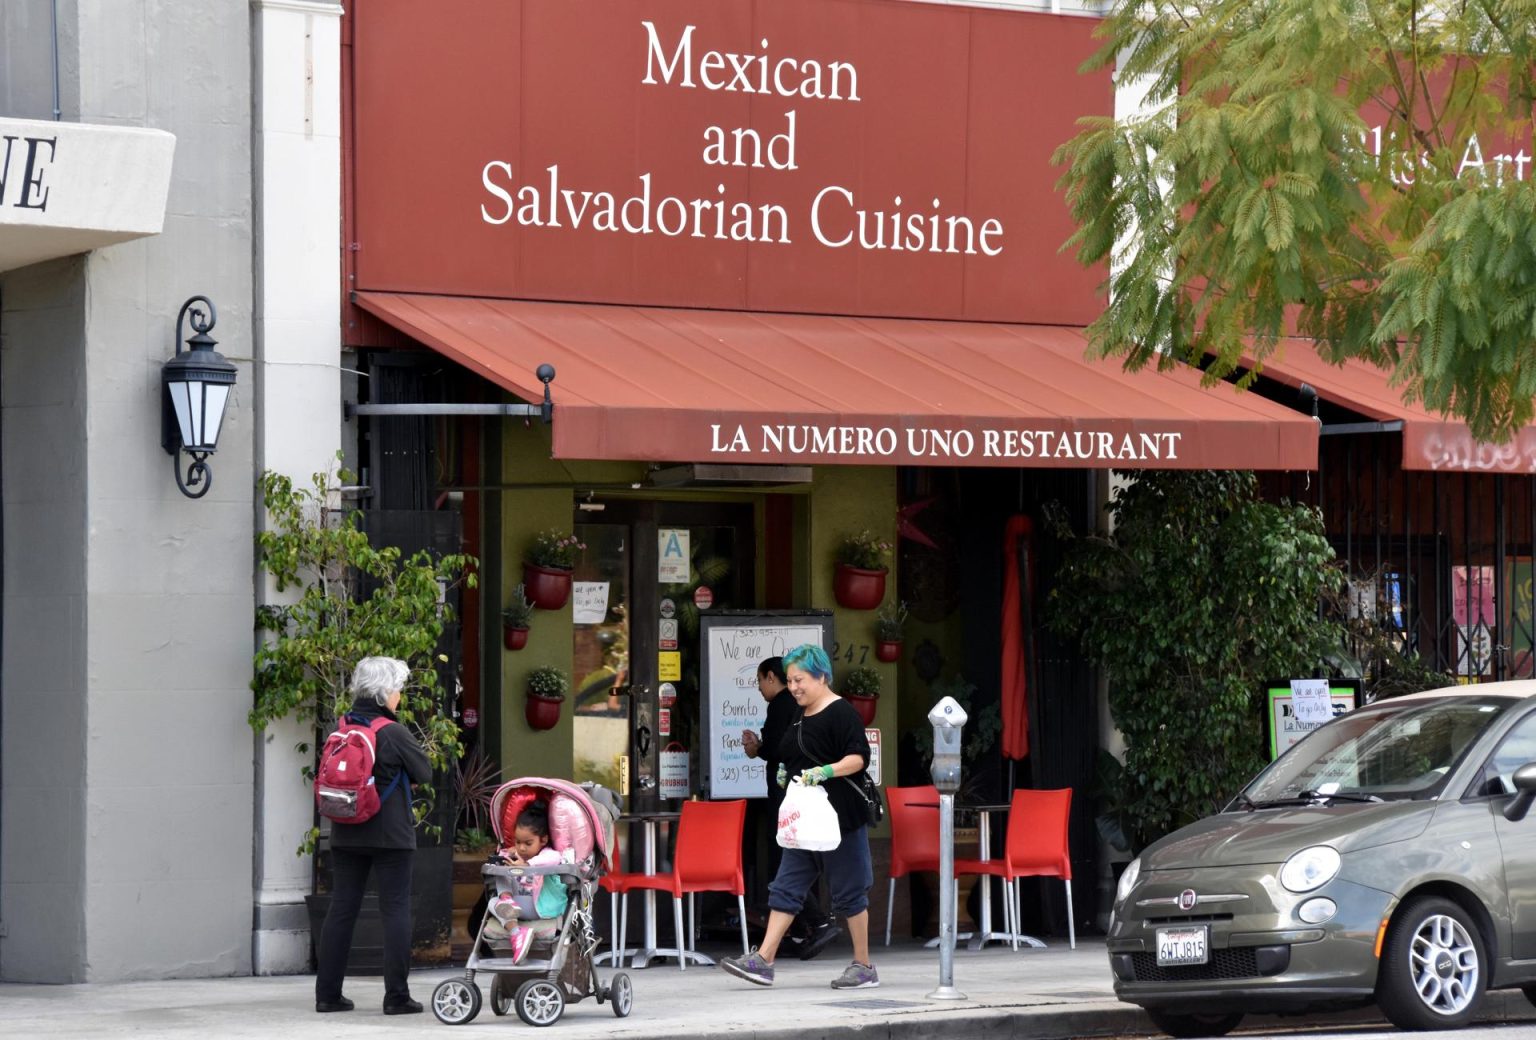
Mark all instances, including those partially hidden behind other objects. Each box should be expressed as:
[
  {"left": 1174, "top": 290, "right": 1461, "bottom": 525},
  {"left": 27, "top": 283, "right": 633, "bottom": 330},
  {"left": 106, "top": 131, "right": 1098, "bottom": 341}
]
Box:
[{"left": 720, "top": 643, "right": 878, "bottom": 990}]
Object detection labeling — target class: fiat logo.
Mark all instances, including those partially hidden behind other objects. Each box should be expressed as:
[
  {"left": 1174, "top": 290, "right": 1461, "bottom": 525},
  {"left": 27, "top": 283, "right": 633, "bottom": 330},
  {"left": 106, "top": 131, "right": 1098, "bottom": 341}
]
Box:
[{"left": 1177, "top": 889, "right": 1198, "bottom": 911}]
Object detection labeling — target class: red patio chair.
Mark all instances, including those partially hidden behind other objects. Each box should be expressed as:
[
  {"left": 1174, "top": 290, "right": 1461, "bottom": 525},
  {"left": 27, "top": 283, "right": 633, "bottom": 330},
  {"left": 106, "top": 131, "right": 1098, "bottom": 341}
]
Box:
[
  {"left": 615, "top": 799, "right": 749, "bottom": 970},
  {"left": 884, "top": 784, "right": 942, "bottom": 945},
  {"left": 954, "top": 787, "right": 1074, "bottom": 949}
]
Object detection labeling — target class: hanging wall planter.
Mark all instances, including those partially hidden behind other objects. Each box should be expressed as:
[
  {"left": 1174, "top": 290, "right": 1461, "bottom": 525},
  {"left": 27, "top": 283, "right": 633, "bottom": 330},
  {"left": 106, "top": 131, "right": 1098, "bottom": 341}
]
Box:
[
  {"left": 524, "top": 665, "right": 570, "bottom": 731},
  {"left": 832, "top": 531, "right": 892, "bottom": 611},
  {"left": 503, "top": 583, "right": 535, "bottom": 650},
  {"left": 872, "top": 601, "right": 907, "bottom": 663},
  {"left": 522, "top": 562, "right": 573, "bottom": 610},
  {"left": 845, "top": 693, "right": 879, "bottom": 727},
  {"left": 522, "top": 529, "right": 585, "bottom": 610},
  {"left": 524, "top": 691, "right": 565, "bottom": 731},
  {"left": 841, "top": 667, "right": 881, "bottom": 727},
  {"left": 833, "top": 564, "right": 887, "bottom": 611}
]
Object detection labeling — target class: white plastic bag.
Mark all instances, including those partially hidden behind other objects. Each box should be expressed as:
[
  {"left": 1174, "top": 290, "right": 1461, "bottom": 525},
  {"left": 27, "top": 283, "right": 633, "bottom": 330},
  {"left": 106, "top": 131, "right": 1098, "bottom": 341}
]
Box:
[{"left": 776, "top": 779, "right": 842, "bottom": 851}]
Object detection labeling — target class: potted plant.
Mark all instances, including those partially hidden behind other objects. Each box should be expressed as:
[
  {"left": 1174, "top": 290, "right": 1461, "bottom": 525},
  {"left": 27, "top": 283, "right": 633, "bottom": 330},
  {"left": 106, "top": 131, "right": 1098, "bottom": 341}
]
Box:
[
  {"left": 522, "top": 528, "right": 585, "bottom": 609},
  {"left": 873, "top": 600, "right": 908, "bottom": 663},
  {"left": 833, "top": 530, "right": 892, "bottom": 610},
  {"left": 841, "top": 665, "right": 882, "bottom": 726},
  {"left": 501, "top": 583, "right": 535, "bottom": 651},
  {"left": 524, "top": 664, "right": 569, "bottom": 731}
]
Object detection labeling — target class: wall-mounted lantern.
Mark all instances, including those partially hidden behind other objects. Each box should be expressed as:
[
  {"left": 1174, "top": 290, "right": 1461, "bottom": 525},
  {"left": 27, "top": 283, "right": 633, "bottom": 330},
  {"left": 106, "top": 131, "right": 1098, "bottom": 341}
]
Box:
[{"left": 161, "top": 295, "right": 237, "bottom": 499}]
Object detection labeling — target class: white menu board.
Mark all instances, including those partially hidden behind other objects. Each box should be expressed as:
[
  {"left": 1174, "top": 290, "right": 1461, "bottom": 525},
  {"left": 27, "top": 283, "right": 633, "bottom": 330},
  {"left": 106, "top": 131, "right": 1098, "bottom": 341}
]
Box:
[{"left": 699, "top": 612, "right": 833, "bottom": 799}]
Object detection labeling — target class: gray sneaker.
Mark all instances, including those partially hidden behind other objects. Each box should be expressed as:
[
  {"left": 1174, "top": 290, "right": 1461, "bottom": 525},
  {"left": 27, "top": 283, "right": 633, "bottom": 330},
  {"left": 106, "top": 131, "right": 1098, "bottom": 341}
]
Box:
[
  {"left": 830, "top": 961, "right": 879, "bottom": 989},
  {"left": 720, "top": 948, "right": 775, "bottom": 987}
]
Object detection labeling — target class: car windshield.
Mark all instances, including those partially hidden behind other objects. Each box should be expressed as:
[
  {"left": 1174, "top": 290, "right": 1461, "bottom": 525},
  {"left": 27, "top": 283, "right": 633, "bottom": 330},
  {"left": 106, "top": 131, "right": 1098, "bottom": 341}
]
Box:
[{"left": 1242, "top": 696, "right": 1513, "bottom": 804}]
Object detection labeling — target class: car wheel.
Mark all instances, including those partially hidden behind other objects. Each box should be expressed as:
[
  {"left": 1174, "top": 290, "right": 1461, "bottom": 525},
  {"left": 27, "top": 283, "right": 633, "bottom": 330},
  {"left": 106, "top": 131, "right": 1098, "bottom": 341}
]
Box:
[
  {"left": 1376, "top": 895, "right": 1486, "bottom": 1030},
  {"left": 1145, "top": 1009, "right": 1244, "bottom": 1037}
]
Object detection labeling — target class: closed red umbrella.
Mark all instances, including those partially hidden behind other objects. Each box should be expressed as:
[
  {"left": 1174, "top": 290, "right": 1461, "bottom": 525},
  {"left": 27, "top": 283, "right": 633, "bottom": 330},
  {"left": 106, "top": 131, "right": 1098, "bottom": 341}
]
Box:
[{"left": 1000, "top": 515, "right": 1033, "bottom": 761}]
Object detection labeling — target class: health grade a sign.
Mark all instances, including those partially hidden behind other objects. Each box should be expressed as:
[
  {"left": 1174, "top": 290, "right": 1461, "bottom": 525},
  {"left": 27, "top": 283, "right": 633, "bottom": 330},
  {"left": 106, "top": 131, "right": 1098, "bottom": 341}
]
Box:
[{"left": 350, "top": 0, "right": 1112, "bottom": 326}]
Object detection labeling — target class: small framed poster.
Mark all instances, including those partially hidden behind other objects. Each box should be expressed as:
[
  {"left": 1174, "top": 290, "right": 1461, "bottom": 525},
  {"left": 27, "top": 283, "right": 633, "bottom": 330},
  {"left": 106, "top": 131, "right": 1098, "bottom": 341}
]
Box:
[{"left": 1265, "top": 679, "right": 1361, "bottom": 759}]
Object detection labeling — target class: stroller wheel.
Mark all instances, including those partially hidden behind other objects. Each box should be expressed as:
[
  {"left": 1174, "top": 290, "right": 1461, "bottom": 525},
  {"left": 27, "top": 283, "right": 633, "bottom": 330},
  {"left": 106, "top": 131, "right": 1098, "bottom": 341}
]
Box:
[
  {"left": 609, "top": 971, "right": 633, "bottom": 1018},
  {"left": 514, "top": 979, "right": 566, "bottom": 1027},
  {"left": 431, "top": 978, "right": 482, "bottom": 1025},
  {"left": 490, "top": 973, "right": 512, "bottom": 1016}
]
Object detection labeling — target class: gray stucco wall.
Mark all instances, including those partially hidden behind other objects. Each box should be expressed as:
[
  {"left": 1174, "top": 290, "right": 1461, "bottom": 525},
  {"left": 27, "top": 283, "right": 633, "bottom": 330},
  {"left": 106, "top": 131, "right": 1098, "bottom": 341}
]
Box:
[
  {"left": 0, "top": 0, "right": 256, "bottom": 981},
  {"left": 0, "top": 258, "right": 90, "bottom": 982}
]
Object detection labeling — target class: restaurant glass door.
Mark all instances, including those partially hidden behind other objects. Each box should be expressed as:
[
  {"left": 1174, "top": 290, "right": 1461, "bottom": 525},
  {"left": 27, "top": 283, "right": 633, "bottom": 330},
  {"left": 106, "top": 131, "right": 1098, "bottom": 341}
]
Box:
[{"left": 571, "top": 500, "right": 755, "bottom": 812}]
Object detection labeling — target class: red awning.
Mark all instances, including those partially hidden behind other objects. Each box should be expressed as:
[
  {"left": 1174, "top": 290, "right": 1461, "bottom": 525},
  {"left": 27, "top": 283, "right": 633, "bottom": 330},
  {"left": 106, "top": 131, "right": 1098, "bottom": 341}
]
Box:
[
  {"left": 355, "top": 293, "right": 1320, "bottom": 471},
  {"left": 1250, "top": 342, "right": 1536, "bottom": 472}
]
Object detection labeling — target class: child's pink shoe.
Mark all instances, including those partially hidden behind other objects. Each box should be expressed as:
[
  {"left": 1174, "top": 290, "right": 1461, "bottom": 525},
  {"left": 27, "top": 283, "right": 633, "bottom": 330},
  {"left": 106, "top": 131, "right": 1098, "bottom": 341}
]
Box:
[
  {"left": 510, "top": 927, "right": 533, "bottom": 964},
  {"left": 491, "top": 894, "right": 518, "bottom": 925}
]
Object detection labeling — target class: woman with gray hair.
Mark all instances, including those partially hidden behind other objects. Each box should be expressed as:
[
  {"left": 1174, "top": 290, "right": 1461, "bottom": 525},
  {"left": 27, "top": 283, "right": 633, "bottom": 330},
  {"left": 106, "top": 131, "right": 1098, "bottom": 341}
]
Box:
[{"left": 315, "top": 656, "right": 432, "bottom": 1016}]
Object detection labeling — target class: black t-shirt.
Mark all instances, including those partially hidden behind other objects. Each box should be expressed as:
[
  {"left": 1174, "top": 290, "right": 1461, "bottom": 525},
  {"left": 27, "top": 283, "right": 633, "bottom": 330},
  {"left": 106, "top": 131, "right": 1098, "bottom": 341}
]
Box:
[{"left": 775, "top": 697, "right": 871, "bottom": 832}]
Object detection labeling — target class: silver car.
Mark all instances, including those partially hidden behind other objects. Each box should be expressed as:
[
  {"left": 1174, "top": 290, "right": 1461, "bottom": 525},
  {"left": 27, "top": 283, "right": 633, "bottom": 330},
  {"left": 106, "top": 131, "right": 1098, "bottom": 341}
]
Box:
[{"left": 1107, "top": 679, "right": 1536, "bottom": 1036}]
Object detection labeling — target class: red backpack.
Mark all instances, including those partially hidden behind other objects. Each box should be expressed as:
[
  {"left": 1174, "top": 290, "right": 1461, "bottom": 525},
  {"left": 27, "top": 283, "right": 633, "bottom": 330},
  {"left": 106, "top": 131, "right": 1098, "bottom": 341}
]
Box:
[{"left": 314, "top": 715, "right": 403, "bottom": 823}]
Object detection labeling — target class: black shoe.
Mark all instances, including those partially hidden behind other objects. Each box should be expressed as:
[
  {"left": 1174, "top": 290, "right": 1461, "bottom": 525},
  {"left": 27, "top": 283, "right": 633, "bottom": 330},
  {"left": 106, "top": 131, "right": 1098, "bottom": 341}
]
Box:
[
  {"left": 315, "top": 997, "right": 354, "bottom": 1013},
  {"left": 797, "top": 921, "right": 843, "bottom": 961},
  {"left": 383, "top": 998, "right": 423, "bottom": 1015}
]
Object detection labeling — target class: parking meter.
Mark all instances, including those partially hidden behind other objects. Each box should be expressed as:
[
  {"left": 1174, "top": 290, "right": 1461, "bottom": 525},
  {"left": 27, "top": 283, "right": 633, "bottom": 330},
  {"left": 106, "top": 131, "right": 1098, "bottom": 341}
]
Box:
[
  {"left": 927, "top": 696, "right": 968, "bottom": 1001},
  {"left": 929, "top": 697, "right": 968, "bottom": 794}
]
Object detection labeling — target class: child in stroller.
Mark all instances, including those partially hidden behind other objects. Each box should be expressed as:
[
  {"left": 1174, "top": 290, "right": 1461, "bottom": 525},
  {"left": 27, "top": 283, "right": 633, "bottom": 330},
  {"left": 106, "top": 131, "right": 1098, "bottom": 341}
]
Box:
[
  {"left": 431, "top": 777, "right": 631, "bottom": 1026},
  {"left": 488, "top": 802, "right": 568, "bottom": 964}
]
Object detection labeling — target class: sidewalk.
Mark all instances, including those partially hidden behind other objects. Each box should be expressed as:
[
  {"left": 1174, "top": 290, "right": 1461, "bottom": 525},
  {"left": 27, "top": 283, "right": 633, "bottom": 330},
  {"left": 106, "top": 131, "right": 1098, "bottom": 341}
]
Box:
[{"left": 3, "top": 938, "right": 1535, "bottom": 1039}]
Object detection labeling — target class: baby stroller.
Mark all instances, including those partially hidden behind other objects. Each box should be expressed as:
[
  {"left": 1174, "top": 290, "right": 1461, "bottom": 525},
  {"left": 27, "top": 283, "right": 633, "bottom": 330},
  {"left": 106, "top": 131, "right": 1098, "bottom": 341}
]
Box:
[{"left": 431, "top": 777, "right": 630, "bottom": 1026}]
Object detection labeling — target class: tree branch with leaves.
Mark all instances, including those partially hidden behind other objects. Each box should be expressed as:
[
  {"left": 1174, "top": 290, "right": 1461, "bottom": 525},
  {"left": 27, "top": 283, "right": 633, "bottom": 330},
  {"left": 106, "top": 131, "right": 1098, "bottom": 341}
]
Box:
[
  {"left": 1055, "top": 0, "right": 1536, "bottom": 440},
  {"left": 250, "top": 466, "right": 478, "bottom": 854}
]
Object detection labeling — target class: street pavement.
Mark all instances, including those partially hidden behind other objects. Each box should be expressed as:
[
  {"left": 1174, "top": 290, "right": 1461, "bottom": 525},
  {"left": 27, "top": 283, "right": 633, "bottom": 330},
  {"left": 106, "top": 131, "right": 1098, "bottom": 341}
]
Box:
[{"left": 4, "top": 937, "right": 1536, "bottom": 1039}]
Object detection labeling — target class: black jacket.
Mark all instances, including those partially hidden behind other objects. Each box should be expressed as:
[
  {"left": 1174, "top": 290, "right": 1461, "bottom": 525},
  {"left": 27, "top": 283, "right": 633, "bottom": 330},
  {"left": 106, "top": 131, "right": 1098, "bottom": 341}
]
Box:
[{"left": 328, "top": 700, "right": 432, "bottom": 850}]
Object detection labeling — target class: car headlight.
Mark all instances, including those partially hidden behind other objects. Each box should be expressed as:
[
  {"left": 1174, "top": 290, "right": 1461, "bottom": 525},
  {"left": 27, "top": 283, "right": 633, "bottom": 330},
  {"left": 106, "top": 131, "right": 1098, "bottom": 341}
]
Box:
[
  {"left": 1279, "top": 845, "right": 1340, "bottom": 893},
  {"left": 1116, "top": 857, "right": 1142, "bottom": 904}
]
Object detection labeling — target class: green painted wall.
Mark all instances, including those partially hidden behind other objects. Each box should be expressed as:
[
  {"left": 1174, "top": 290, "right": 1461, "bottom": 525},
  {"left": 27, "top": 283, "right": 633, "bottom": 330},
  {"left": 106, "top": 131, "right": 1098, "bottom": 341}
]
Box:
[
  {"left": 497, "top": 426, "right": 648, "bottom": 779},
  {"left": 807, "top": 466, "right": 897, "bottom": 799}
]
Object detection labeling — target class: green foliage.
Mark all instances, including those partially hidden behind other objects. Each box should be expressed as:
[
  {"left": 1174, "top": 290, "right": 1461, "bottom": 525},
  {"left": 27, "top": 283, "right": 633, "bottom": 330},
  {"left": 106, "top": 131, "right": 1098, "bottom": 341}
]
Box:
[
  {"left": 502, "top": 583, "right": 536, "bottom": 629},
  {"left": 1047, "top": 471, "right": 1343, "bottom": 850},
  {"left": 841, "top": 666, "right": 882, "bottom": 698},
  {"left": 1054, "top": 0, "right": 1536, "bottom": 441},
  {"left": 526, "top": 665, "right": 570, "bottom": 699},
  {"left": 835, "top": 530, "right": 892, "bottom": 570},
  {"left": 454, "top": 747, "right": 504, "bottom": 836},
  {"left": 874, "top": 600, "right": 909, "bottom": 642},
  {"left": 453, "top": 827, "right": 497, "bottom": 853},
  {"left": 526, "top": 528, "right": 584, "bottom": 569},
  {"left": 250, "top": 467, "right": 477, "bottom": 855}
]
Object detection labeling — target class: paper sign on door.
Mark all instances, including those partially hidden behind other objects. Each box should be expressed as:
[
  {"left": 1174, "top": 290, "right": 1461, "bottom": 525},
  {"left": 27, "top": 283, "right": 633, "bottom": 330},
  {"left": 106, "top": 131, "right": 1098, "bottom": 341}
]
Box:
[{"left": 659, "top": 528, "right": 690, "bottom": 584}]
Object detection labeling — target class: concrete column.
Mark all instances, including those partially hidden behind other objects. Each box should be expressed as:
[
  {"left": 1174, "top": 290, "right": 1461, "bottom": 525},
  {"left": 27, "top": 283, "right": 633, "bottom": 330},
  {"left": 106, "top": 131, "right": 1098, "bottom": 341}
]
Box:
[{"left": 249, "top": 0, "right": 344, "bottom": 975}]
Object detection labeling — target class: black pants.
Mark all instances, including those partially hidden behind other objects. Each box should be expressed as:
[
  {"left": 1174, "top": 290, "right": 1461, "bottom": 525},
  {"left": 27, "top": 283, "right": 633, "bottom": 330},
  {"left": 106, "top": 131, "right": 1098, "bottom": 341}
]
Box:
[{"left": 316, "top": 847, "right": 414, "bottom": 1005}]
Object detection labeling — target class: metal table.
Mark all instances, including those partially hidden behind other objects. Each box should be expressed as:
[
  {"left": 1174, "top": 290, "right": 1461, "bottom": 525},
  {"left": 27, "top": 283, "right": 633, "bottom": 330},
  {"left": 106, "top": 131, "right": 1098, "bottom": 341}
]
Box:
[{"left": 596, "top": 810, "right": 715, "bottom": 969}]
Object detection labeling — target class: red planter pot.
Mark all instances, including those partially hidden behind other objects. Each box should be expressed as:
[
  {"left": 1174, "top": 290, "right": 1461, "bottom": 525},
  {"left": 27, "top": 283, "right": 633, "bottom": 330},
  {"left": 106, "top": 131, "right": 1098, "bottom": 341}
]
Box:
[
  {"left": 833, "top": 564, "right": 887, "bottom": 611},
  {"left": 874, "top": 640, "right": 902, "bottom": 663},
  {"left": 525, "top": 692, "right": 564, "bottom": 731},
  {"left": 845, "top": 694, "right": 879, "bottom": 727},
  {"left": 523, "top": 562, "right": 573, "bottom": 610},
  {"left": 503, "top": 624, "right": 529, "bottom": 651}
]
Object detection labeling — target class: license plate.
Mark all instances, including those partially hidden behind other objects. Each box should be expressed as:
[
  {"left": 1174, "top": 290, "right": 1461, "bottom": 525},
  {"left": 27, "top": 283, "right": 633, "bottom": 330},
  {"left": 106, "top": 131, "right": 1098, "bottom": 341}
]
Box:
[{"left": 1155, "top": 925, "right": 1209, "bottom": 966}]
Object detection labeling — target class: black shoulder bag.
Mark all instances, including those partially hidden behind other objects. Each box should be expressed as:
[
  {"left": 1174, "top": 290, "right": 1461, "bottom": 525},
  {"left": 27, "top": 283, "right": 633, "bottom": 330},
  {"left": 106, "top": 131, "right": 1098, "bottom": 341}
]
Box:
[{"left": 796, "top": 710, "right": 884, "bottom": 828}]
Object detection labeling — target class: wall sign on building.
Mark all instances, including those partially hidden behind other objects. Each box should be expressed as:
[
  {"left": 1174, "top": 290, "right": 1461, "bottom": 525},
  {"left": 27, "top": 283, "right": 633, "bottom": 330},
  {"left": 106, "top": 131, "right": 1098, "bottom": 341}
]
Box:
[{"left": 351, "top": 0, "right": 1112, "bottom": 326}]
